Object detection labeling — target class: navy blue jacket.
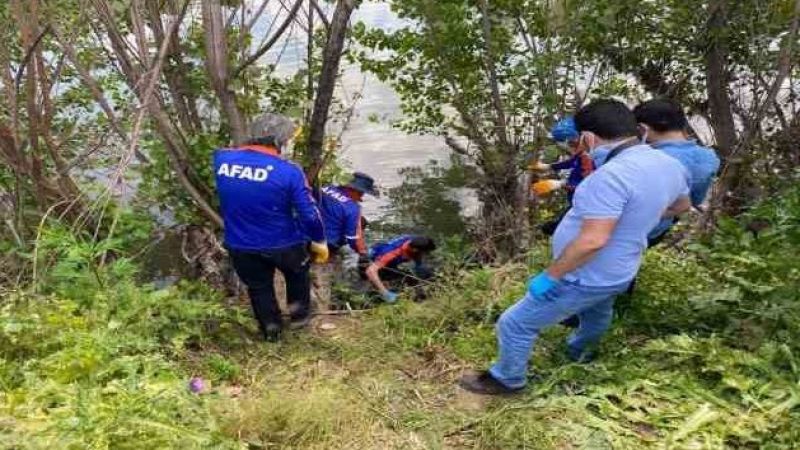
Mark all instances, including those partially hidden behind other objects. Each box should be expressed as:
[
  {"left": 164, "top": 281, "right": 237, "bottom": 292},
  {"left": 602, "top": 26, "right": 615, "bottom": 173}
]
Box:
[
  {"left": 370, "top": 235, "right": 417, "bottom": 269},
  {"left": 318, "top": 185, "right": 367, "bottom": 254},
  {"left": 214, "top": 145, "right": 324, "bottom": 251}
]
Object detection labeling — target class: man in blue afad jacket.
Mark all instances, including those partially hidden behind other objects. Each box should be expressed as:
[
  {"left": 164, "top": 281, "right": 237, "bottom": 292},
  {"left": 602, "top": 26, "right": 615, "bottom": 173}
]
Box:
[
  {"left": 214, "top": 114, "right": 328, "bottom": 342},
  {"left": 319, "top": 172, "right": 378, "bottom": 256}
]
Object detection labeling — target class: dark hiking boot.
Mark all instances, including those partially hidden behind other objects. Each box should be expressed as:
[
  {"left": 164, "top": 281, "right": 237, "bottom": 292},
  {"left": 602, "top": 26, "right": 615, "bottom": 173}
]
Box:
[
  {"left": 263, "top": 323, "right": 282, "bottom": 342},
  {"left": 458, "top": 370, "right": 524, "bottom": 396},
  {"left": 289, "top": 314, "right": 311, "bottom": 330}
]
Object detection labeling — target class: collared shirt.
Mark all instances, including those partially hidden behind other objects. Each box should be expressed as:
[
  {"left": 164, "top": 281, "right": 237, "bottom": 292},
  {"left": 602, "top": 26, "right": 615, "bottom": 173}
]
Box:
[
  {"left": 552, "top": 144, "right": 690, "bottom": 286},
  {"left": 648, "top": 139, "right": 720, "bottom": 239},
  {"left": 213, "top": 145, "right": 325, "bottom": 251},
  {"left": 318, "top": 185, "right": 367, "bottom": 254}
]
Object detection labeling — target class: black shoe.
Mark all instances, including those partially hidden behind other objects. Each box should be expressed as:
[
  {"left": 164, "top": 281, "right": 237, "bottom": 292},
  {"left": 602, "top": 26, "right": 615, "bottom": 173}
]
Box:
[
  {"left": 458, "top": 370, "right": 524, "bottom": 396},
  {"left": 263, "top": 323, "right": 282, "bottom": 342},
  {"left": 560, "top": 315, "right": 580, "bottom": 328},
  {"left": 289, "top": 314, "right": 311, "bottom": 330}
]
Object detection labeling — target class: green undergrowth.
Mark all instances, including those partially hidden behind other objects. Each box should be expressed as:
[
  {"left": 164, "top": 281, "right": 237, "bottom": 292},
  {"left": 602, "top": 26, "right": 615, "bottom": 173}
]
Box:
[{"left": 1, "top": 194, "right": 799, "bottom": 448}]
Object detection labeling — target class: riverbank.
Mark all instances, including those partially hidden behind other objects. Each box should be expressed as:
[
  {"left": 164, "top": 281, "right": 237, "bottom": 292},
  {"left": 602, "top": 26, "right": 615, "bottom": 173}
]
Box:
[{"left": 2, "top": 234, "right": 798, "bottom": 448}]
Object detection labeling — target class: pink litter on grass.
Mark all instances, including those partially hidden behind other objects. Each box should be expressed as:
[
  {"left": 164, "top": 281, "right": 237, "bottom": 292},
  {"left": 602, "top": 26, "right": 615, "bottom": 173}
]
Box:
[{"left": 189, "top": 377, "right": 205, "bottom": 394}]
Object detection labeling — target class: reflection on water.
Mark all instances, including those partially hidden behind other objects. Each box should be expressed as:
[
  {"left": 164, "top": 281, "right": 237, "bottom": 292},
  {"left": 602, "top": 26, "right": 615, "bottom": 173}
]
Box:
[{"left": 258, "top": 2, "right": 450, "bottom": 217}]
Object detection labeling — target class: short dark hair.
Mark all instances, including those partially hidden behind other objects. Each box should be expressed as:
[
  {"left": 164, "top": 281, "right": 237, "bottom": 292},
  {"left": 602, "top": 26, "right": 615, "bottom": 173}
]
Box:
[
  {"left": 409, "top": 236, "right": 436, "bottom": 253},
  {"left": 574, "top": 99, "right": 639, "bottom": 140},
  {"left": 633, "top": 98, "right": 689, "bottom": 132}
]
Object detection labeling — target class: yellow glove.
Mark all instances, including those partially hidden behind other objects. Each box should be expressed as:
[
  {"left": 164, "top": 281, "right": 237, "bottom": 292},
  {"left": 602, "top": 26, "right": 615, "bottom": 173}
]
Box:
[
  {"left": 528, "top": 161, "right": 551, "bottom": 172},
  {"left": 309, "top": 241, "right": 329, "bottom": 264},
  {"left": 531, "top": 179, "right": 566, "bottom": 196}
]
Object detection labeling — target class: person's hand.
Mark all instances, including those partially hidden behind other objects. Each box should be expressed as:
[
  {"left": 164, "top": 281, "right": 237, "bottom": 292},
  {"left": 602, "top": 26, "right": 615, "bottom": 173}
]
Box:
[
  {"left": 531, "top": 179, "right": 565, "bottom": 196},
  {"left": 528, "top": 161, "right": 551, "bottom": 172},
  {"left": 309, "top": 241, "right": 329, "bottom": 264},
  {"left": 527, "top": 271, "right": 557, "bottom": 299},
  {"left": 382, "top": 290, "right": 399, "bottom": 303}
]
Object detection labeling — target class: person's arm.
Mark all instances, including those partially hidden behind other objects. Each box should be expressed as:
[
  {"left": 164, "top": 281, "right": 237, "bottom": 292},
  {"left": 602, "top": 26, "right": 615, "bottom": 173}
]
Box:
[
  {"left": 345, "top": 207, "right": 367, "bottom": 255},
  {"left": 546, "top": 218, "right": 616, "bottom": 279},
  {"left": 529, "top": 171, "right": 627, "bottom": 296},
  {"left": 365, "top": 263, "right": 390, "bottom": 297},
  {"left": 366, "top": 247, "right": 404, "bottom": 298},
  {"left": 550, "top": 154, "right": 577, "bottom": 171},
  {"left": 662, "top": 195, "right": 691, "bottom": 219},
  {"left": 289, "top": 165, "right": 325, "bottom": 243}
]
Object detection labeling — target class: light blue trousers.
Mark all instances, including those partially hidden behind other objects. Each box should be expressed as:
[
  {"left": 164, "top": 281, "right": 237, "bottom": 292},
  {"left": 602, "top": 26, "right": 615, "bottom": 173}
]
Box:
[{"left": 489, "top": 279, "right": 630, "bottom": 389}]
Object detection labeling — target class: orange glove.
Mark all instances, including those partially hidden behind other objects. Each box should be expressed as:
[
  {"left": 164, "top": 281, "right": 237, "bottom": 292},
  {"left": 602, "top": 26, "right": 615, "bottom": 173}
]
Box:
[
  {"left": 309, "top": 241, "right": 329, "bottom": 264},
  {"left": 528, "top": 161, "right": 551, "bottom": 172},
  {"left": 531, "top": 179, "right": 566, "bottom": 196}
]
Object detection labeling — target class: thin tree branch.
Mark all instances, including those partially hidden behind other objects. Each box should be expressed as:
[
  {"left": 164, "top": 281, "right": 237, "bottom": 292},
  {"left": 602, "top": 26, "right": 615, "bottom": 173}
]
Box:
[
  {"left": 233, "top": 0, "right": 304, "bottom": 78},
  {"left": 14, "top": 24, "right": 50, "bottom": 95},
  {"left": 309, "top": 0, "right": 331, "bottom": 31},
  {"left": 479, "top": 0, "right": 509, "bottom": 149}
]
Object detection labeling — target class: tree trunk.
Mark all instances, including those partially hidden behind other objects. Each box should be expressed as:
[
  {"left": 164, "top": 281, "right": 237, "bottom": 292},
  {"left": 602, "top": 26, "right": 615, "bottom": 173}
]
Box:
[
  {"left": 90, "top": 0, "right": 223, "bottom": 227},
  {"left": 704, "top": 0, "right": 740, "bottom": 211},
  {"left": 477, "top": 0, "right": 522, "bottom": 259},
  {"left": 306, "top": 0, "right": 357, "bottom": 181},
  {"left": 202, "top": 0, "right": 247, "bottom": 144},
  {"left": 705, "top": 1, "right": 737, "bottom": 155},
  {"left": 8, "top": 0, "right": 88, "bottom": 224},
  {"left": 146, "top": 0, "right": 202, "bottom": 134}
]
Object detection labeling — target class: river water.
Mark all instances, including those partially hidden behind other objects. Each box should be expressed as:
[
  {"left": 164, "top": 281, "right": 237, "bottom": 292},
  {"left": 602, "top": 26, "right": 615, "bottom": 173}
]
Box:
[{"left": 259, "top": 2, "right": 450, "bottom": 217}]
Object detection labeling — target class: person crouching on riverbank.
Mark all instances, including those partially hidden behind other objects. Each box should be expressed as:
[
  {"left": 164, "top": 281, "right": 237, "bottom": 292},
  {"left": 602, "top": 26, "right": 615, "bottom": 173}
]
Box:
[
  {"left": 362, "top": 235, "right": 436, "bottom": 303},
  {"left": 459, "top": 100, "right": 691, "bottom": 395},
  {"left": 214, "top": 114, "right": 328, "bottom": 342}
]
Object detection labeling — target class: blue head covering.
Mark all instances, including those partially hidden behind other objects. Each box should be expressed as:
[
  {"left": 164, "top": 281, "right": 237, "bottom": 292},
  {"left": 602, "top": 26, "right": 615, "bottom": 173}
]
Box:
[
  {"left": 550, "top": 117, "right": 579, "bottom": 143},
  {"left": 345, "top": 172, "right": 380, "bottom": 197}
]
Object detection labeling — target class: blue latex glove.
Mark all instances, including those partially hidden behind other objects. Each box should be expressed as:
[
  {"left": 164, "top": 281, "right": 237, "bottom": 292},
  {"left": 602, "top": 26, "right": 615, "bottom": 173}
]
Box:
[
  {"left": 383, "top": 291, "right": 399, "bottom": 303},
  {"left": 527, "top": 271, "right": 558, "bottom": 299}
]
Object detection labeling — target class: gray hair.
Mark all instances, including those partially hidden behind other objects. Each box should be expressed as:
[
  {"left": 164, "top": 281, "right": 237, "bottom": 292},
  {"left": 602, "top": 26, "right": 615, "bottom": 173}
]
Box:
[{"left": 248, "top": 113, "right": 298, "bottom": 148}]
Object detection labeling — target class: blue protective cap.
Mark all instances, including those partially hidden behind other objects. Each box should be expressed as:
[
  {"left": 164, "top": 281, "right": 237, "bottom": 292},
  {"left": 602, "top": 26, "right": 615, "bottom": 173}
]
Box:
[{"left": 550, "top": 117, "right": 579, "bottom": 143}]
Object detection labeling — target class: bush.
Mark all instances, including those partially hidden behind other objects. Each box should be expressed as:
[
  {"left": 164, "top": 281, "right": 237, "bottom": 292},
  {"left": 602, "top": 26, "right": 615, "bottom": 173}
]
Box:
[{"left": 0, "top": 228, "right": 239, "bottom": 448}]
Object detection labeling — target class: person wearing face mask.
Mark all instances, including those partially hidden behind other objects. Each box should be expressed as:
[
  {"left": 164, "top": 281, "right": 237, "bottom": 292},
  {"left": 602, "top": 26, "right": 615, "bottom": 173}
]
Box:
[
  {"left": 529, "top": 116, "right": 595, "bottom": 235},
  {"left": 634, "top": 99, "right": 720, "bottom": 247},
  {"left": 459, "top": 100, "right": 691, "bottom": 395},
  {"left": 214, "top": 114, "right": 328, "bottom": 342}
]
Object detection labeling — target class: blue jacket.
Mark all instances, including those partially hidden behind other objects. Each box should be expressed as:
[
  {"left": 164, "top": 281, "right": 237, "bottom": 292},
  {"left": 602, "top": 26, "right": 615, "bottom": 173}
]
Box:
[
  {"left": 370, "top": 235, "right": 416, "bottom": 269},
  {"left": 318, "top": 185, "right": 367, "bottom": 254},
  {"left": 550, "top": 151, "right": 594, "bottom": 202},
  {"left": 648, "top": 139, "right": 720, "bottom": 239},
  {"left": 214, "top": 145, "right": 325, "bottom": 251}
]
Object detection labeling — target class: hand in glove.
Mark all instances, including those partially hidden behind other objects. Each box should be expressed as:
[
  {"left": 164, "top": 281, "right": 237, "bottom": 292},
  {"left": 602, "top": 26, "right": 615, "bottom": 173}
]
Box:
[
  {"left": 383, "top": 290, "right": 399, "bottom": 303},
  {"left": 309, "top": 241, "right": 329, "bottom": 264},
  {"left": 528, "top": 161, "right": 551, "bottom": 172},
  {"left": 531, "top": 179, "right": 566, "bottom": 196},
  {"left": 527, "top": 271, "right": 558, "bottom": 300}
]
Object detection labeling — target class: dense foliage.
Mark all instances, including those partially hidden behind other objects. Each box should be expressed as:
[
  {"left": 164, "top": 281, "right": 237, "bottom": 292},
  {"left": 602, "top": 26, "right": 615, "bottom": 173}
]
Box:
[
  {"left": 0, "top": 1, "right": 798, "bottom": 448},
  {"left": 0, "top": 185, "right": 797, "bottom": 448}
]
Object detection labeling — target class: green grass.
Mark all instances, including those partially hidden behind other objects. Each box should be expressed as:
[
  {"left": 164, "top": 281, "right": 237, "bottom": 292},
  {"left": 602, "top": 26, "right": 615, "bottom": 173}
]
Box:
[{"left": 0, "top": 243, "right": 798, "bottom": 449}]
